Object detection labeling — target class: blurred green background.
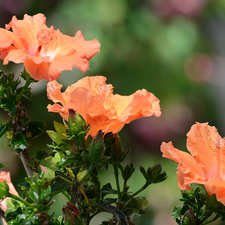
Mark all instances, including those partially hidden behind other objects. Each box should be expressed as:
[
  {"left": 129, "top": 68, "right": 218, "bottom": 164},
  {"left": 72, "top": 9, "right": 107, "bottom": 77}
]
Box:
[{"left": 1, "top": 0, "right": 225, "bottom": 224}]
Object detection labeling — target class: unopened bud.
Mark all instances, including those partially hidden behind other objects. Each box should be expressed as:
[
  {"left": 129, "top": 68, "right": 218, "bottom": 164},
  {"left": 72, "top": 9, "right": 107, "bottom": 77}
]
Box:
[
  {"left": 68, "top": 109, "right": 87, "bottom": 138},
  {"left": 89, "top": 130, "right": 105, "bottom": 163}
]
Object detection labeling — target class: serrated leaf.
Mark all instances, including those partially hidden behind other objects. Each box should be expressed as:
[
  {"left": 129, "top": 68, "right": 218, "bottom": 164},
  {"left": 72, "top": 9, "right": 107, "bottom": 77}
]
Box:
[
  {"left": 10, "top": 132, "right": 27, "bottom": 151},
  {"left": 125, "top": 198, "right": 141, "bottom": 215},
  {"left": 20, "top": 69, "right": 38, "bottom": 84},
  {"left": 16, "top": 87, "right": 32, "bottom": 100},
  {"left": 0, "top": 96, "right": 16, "bottom": 115},
  {"left": 27, "top": 121, "right": 45, "bottom": 139},
  {"left": 135, "top": 197, "right": 149, "bottom": 210},
  {"left": 47, "top": 152, "right": 65, "bottom": 166}
]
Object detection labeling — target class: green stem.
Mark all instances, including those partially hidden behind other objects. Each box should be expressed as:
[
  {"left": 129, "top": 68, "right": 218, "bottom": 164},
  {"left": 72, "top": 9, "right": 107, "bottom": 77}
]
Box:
[
  {"left": 62, "top": 191, "right": 71, "bottom": 201},
  {"left": 125, "top": 182, "right": 150, "bottom": 202},
  {"left": 58, "top": 176, "right": 73, "bottom": 185},
  {"left": 123, "top": 179, "right": 127, "bottom": 193},
  {"left": 8, "top": 193, "right": 31, "bottom": 206},
  {"left": 79, "top": 163, "right": 96, "bottom": 185},
  {"left": 16, "top": 80, "right": 30, "bottom": 102},
  {"left": 18, "top": 148, "right": 37, "bottom": 178},
  {"left": 113, "top": 163, "right": 121, "bottom": 200},
  {"left": 201, "top": 215, "right": 219, "bottom": 225}
]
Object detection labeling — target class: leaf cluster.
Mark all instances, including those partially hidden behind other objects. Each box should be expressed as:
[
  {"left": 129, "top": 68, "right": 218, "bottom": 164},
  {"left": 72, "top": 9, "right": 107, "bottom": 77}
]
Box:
[
  {"left": 172, "top": 186, "right": 225, "bottom": 225},
  {"left": 0, "top": 70, "right": 44, "bottom": 152}
]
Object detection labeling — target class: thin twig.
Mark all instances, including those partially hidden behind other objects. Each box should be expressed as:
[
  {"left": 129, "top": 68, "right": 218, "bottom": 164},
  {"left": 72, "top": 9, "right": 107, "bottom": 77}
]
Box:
[{"left": 17, "top": 148, "right": 37, "bottom": 177}]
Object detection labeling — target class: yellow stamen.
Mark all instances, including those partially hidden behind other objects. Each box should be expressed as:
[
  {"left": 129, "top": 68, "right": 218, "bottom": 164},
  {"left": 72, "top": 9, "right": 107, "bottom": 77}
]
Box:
[{"left": 92, "top": 82, "right": 113, "bottom": 97}]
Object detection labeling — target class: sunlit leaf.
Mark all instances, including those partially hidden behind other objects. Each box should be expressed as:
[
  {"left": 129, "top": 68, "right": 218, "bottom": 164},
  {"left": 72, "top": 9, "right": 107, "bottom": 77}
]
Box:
[{"left": 10, "top": 133, "right": 27, "bottom": 151}]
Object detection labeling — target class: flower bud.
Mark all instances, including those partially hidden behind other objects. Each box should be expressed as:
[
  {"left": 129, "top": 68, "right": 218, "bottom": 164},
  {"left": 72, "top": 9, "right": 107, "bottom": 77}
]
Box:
[
  {"left": 183, "top": 208, "right": 196, "bottom": 225},
  {"left": 0, "top": 180, "right": 10, "bottom": 199},
  {"left": 105, "top": 133, "right": 127, "bottom": 164},
  {"left": 68, "top": 109, "right": 87, "bottom": 138},
  {"left": 89, "top": 130, "right": 105, "bottom": 163},
  {"left": 62, "top": 202, "right": 80, "bottom": 224}
]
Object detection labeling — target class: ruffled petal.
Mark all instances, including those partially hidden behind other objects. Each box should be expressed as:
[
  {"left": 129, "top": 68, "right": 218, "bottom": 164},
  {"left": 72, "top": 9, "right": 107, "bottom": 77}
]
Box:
[
  {"left": 47, "top": 103, "right": 68, "bottom": 120},
  {"left": 187, "top": 123, "right": 218, "bottom": 179},
  {"left": 204, "top": 178, "right": 225, "bottom": 205},
  {"left": 6, "top": 14, "right": 47, "bottom": 55},
  {"left": 73, "top": 30, "right": 100, "bottom": 60},
  {"left": 0, "top": 14, "right": 100, "bottom": 81},
  {"left": 161, "top": 141, "right": 207, "bottom": 190}
]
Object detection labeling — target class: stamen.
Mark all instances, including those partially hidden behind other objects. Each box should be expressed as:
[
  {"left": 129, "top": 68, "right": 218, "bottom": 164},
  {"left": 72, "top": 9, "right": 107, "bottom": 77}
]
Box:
[
  {"left": 36, "top": 27, "right": 54, "bottom": 54},
  {"left": 92, "top": 82, "right": 113, "bottom": 97},
  {"left": 209, "top": 136, "right": 225, "bottom": 178}
]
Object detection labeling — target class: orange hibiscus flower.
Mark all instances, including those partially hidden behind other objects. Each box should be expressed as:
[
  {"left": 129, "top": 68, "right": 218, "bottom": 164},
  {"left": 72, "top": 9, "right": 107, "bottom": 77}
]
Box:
[
  {"left": 0, "top": 171, "right": 19, "bottom": 211},
  {"left": 161, "top": 122, "right": 225, "bottom": 205},
  {"left": 47, "top": 76, "right": 161, "bottom": 137},
  {"left": 0, "top": 14, "right": 100, "bottom": 81}
]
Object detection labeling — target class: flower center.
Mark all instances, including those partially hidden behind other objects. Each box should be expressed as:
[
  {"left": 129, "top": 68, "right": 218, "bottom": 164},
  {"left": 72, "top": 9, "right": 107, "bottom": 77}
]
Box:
[
  {"left": 209, "top": 136, "right": 225, "bottom": 178},
  {"left": 92, "top": 82, "right": 113, "bottom": 98},
  {"left": 36, "top": 27, "right": 54, "bottom": 54}
]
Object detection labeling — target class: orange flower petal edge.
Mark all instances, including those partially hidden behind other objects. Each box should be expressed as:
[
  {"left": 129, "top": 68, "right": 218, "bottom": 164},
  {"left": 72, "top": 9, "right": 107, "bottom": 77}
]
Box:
[
  {"left": 0, "top": 14, "right": 100, "bottom": 81},
  {"left": 161, "top": 122, "right": 225, "bottom": 205},
  {"left": 47, "top": 76, "right": 161, "bottom": 137},
  {"left": 0, "top": 171, "right": 19, "bottom": 211}
]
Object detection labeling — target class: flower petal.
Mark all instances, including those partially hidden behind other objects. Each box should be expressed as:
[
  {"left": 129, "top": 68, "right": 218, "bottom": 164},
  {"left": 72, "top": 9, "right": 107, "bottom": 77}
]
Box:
[
  {"left": 161, "top": 141, "right": 206, "bottom": 190},
  {"left": 6, "top": 14, "right": 47, "bottom": 55},
  {"left": 186, "top": 123, "right": 218, "bottom": 179},
  {"left": 0, "top": 14, "right": 100, "bottom": 81}
]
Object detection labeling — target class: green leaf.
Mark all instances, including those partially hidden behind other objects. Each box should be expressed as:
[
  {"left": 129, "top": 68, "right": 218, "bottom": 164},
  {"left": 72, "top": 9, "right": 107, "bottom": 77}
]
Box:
[
  {"left": 47, "top": 152, "right": 65, "bottom": 166},
  {"left": 47, "top": 130, "right": 63, "bottom": 144},
  {"left": 40, "top": 165, "right": 55, "bottom": 179},
  {"left": 50, "top": 179, "right": 70, "bottom": 196},
  {"left": 0, "top": 162, "right": 9, "bottom": 169},
  {"left": 0, "top": 96, "right": 16, "bottom": 115},
  {"left": 124, "top": 198, "right": 141, "bottom": 216},
  {"left": 5, "top": 199, "right": 23, "bottom": 215},
  {"left": 40, "top": 185, "right": 51, "bottom": 202},
  {"left": 16, "top": 87, "right": 32, "bottom": 100},
  {"left": 20, "top": 69, "right": 38, "bottom": 84},
  {"left": 0, "top": 122, "right": 11, "bottom": 138},
  {"left": 27, "top": 121, "right": 45, "bottom": 139},
  {"left": 102, "top": 198, "right": 117, "bottom": 204},
  {"left": 101, "top": 183, "right": 117, "bottom": 199},
  {"left": 27, "top": 188, "right": 40, "bottom": 202},
  {"left": 11, "top": 132, "right": 28, "bottom": 151},
  {"left": 36, "top": 151, "right": 49, "bottom": 161},
  {"left": 5, "top": 206, "right": 22, "bottom": 221},
  {"left": 54, "top": 121, "right": 67, "bottom": 136},
  {"left": 139, "top": 165, "right": 147, "bottom": 180}
]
